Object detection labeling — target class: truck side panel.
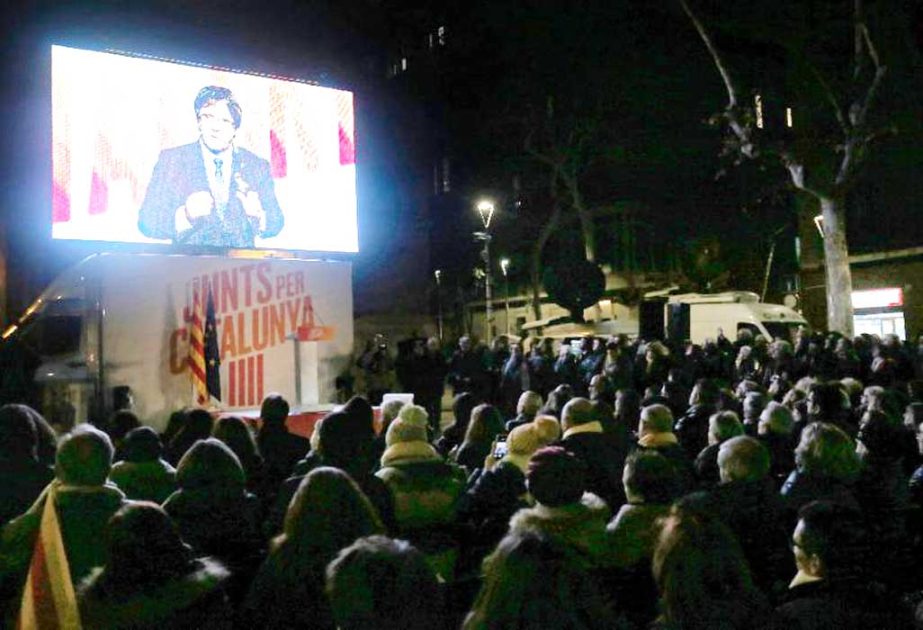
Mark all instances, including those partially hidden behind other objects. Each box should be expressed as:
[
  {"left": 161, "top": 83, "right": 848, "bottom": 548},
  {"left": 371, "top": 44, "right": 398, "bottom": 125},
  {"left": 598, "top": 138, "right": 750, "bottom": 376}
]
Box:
[{"left": 98, "top": 255, "right": 352, "bottom": 431}]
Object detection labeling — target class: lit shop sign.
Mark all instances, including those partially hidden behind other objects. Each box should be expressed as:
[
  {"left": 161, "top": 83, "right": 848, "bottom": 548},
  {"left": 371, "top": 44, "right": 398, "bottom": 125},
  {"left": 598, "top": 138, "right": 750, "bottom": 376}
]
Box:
[{"left": 851, "top": 288, "right": 903, "bottom": 310}]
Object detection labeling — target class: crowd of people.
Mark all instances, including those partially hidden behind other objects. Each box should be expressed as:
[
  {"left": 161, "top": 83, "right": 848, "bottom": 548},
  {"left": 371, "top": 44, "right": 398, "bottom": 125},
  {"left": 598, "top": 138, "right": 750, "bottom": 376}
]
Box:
[{"left": 2, "top": 326, "right": 923, "bottom": 628}]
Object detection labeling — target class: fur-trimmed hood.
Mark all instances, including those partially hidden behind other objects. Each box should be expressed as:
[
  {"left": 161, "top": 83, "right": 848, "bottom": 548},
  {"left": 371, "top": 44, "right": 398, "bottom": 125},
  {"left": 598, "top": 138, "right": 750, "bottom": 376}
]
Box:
[
  {"left": 79, "top": 557, "right": 231, "bottom": 629},
  {"left": 508, "top": 492, "right": 613, "bottom": 566}
]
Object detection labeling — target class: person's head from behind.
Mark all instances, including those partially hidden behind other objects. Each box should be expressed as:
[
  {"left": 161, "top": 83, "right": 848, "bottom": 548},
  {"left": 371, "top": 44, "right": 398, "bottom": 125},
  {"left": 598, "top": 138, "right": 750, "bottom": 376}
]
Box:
[
  {"left": 464, "top": 529, "right": 610, "bottom": 630},
  {"left": 464, "top": 404, "right": 504, "bottom": 447},
  {"left": 451, "top": 392, "right": 478, "bottom": 432},
  {"left": 0, "top": 403, "right": 39, "bottom": 461},
  {"left": 212, "top": 415, "right": 259, "bottom": 463},
  {"left": 120, "top": 426, "right": 164, "bottom": 464},
  {"left": 178, "top": 408, "right": 214, "bottom": 443},
  {"left": 194, "top": 85, "right": 241, "bottom": 153},
  {"left": 794, "top": 422, "right": 860, "bottom": 481},
  {"left": 260, "top": 393, "right": 290, "bottom": 428},
  {"left": 639, "top": 404, "right": 674, "bottom": 439},
  {"left": 281, "top": 467, "right": 384, "bottom": 567},
  {"left": 623, "top": 449, "right": 681, "bottom": 505},
  {"left": 533, "top": 415, "right": 561, "bottom": 446},
  {"left": 176, "top": 438, "right": 245, "bottom": 492},
  {"left": 707, "top": 411, "right": 743, "bottom": 446},
  {"left": 758, "top": 401, "right": 794, "bottom": 437},
  {"left": 505, "top": 423, "right": 542, "bottom": 471},
  {"left": 742, "top": 392, "right": 766, "bottom": 423},
  {"left": 342, "top": 396, "right": 376, "bottom": 440},
  {"left": 560, "top": 397, "right": 596, "bottom": 433},
  {"left": 807, "top": 382, "right": 848, "bottom": 423},
  {"left": 717, "top": 436, "right": 770, "bottom": 484},
  {"left": 689, "top": 378, "right": 718, "bottom": 408},
  {"left": 102, "top": 501, "right": 194, "bottom": 588},
  {"left": 326, "top": 536, "right": 442, "bottom": 630},
  {"left": 56, "top": 424, "right": 114, "bottom": 487},
  {"left": 380, "top": 399, "right": 405, "bottom": 434},
  {"left": 526, "top": 446, "right": 586, "bottom": 507},
  {"left": 856, "top": 409, "right": 902, "bottom": 460},
  {"left": 516, "top": 391, "right": 543, "bottom": 420},
  {"left": 653, "top": 505, "right": 757, "bottom": 628},
  {"left": 107, "top": 410, "right": 141, "bottom": 445},
  {"left": 792, "top": 500, "right": 865, "bottom": 581},
  {"left": 615, "top": 388, "right": 641, "bottom": 424}
]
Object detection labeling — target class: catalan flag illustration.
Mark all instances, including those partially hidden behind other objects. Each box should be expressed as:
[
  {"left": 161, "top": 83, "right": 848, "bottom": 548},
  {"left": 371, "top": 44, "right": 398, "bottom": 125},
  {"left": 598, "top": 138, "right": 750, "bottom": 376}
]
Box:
[
  {"left": 189, "top": 285, "right": 221, "bottom": 405},
  {"left": 17, "top": 484, "right": 82, "bottom": 630}
]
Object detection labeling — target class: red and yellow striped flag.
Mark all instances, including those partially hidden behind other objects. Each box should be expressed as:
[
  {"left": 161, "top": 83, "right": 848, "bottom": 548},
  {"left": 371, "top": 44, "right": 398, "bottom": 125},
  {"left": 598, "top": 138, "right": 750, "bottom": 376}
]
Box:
[
  {"left": 17, "top": 484, "right": 82, "bottom": 630},
  {"left": 188, "top": 287, "right": 208, "bottom": 405}
]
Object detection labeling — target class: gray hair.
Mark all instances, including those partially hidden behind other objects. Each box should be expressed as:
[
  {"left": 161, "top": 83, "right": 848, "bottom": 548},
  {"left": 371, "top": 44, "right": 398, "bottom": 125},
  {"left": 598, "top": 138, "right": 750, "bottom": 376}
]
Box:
[{"left": 718, "top": 435, "right": 770, "bottom": 483}]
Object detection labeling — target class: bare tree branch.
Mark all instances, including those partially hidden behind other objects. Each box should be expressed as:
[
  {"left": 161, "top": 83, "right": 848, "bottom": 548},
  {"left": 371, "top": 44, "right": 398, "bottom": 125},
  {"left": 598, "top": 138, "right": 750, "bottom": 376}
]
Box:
[
  {"left": 807, "top": 63, "right": 849, "bottom": 135},
  {"left": 679, "top": 0, "right": 758, "bottom": 158}
]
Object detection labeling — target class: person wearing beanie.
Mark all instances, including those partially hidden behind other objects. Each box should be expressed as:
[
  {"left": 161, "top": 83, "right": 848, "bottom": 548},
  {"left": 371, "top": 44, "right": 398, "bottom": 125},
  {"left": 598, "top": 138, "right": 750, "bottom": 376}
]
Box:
[
  {"left": 559, "top": 397, "right": 628, "bottom": 510},
  {"left": 376, "top": 406, "right": 466, "bottom": 580},
  {"left": 457, "top": 423, "right": 542, "bottom": 576},
  {"left": 109, "top": 426, "right": 177, "bottom": 503},
  {"left": 372, "top": 399, "right": 406, "bottom": 464},
  {"left": 507, "top": 446, "right": 612, "bottom": 569}
]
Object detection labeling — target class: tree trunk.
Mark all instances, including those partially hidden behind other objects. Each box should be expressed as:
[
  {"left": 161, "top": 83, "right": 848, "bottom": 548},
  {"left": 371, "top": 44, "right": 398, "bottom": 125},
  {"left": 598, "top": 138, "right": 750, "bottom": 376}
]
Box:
[
  {"left": 820, "top": 196, "right": 855, "bottom": 336},
  {"left": 530, "top": 202, "right": 562, "bottom": 321}
]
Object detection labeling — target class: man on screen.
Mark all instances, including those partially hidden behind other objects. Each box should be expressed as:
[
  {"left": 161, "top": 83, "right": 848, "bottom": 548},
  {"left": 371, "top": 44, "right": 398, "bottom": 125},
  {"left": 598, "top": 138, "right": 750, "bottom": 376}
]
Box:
[{"left": 138, "top": 86, "right": 284, "bottom": 247}]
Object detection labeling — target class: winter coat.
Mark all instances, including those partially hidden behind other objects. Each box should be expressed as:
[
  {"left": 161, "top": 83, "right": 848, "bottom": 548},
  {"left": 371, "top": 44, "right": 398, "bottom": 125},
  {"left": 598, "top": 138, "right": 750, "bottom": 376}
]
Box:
[
  {"left": 0, "top": 456, "right": 53, "bottom": 526},
  {"left": 0, "top": 482, "right": 127, "bottom": 620},
  {"left": 507, "top": 493, "right": 613, "bottom": 569},
  {"left": 606, "top": 502, "right": 669, "bottom": 569},
  {"left": 453, "top": 441, "right": 491, "bottom": 474},
  {"left": 457, "top": 461, "right": 529, "bottom": 573},
  {"left": 240, "top": 550, "right": 335, "bottom": 630},
  {"left": 694, "top": 443, "right": 722, "bottom": 488},
  {"left": 684, "top": 478, "right": 793, "bottom": 594},
  {"left": 559, "top": 423, "right": 627, "bottom": 510},
  {"left": 109, "top": 458, "right": 177, "bottom": 504},
  {"left": 674, "top": 404, "right": 716, "bottom": 460},
  {"left": 780, "top": 469, "right": 860, "bottom": 518},
  {"left": 377, "top": 442, "right": 466, "bottom": 578},
  {"left": 771, "top": 578, "right": 914, "bottom": 630},
  {"left": 256, "top": 425, "right": 311, "bottom": 490},
  {"left": 78, "top": 557, "right": 233, "bottom": 629}
]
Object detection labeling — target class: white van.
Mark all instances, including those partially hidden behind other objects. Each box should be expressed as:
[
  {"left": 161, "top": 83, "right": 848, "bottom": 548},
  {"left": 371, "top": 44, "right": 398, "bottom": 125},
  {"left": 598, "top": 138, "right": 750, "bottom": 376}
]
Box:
[{"left": 666, "top": 291, "right": 808, "bottom": 344}]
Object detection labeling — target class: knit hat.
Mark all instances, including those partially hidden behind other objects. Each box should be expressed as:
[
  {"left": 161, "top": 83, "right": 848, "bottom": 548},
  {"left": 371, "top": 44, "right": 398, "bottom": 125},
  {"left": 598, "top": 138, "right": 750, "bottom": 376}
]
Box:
[
  {"left": 526, "top": 446, "right": 586, "bottom": 507},
  {"left": 397, "top": 404, "right": 429, "bottom": 429},
  {"left": 385, "top": 418, "right": 429, "bottom": 448}
]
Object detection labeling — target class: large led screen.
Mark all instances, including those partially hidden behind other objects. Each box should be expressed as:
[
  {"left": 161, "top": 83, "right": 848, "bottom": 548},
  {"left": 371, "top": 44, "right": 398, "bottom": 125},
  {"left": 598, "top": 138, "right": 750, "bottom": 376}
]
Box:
[{"left": 51, "top": 46, "right": 358, "bottom": 252}]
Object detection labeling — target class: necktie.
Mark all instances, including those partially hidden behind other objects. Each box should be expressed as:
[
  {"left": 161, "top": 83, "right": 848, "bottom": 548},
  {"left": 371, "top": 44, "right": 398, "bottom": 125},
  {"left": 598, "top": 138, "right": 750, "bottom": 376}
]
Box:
[{"left": 214, "top": 158, "right": 224, "bottom": 180}]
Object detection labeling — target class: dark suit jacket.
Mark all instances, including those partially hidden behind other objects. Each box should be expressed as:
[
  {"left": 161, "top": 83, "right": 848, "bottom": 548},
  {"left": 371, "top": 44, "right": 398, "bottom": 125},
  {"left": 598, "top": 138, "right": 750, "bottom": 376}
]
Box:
[{"left": 138, "top": 142, "right": 284, "bottom": 248}]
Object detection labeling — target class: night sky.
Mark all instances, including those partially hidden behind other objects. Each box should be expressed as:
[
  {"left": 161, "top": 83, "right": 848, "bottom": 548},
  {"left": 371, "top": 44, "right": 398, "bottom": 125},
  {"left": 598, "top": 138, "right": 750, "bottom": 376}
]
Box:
[{"left": 0, "top": 0, "right": 920, "bottom": 318}]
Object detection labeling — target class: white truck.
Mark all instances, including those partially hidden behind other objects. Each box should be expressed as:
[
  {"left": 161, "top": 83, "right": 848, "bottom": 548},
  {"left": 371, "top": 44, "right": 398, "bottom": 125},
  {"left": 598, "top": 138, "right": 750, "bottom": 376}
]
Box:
[
  {"left": 0, "top": 253, "right": 354, "bottom": 431},
  {"left": 524, "top": 291, "right": 808, "bottom": 345}
]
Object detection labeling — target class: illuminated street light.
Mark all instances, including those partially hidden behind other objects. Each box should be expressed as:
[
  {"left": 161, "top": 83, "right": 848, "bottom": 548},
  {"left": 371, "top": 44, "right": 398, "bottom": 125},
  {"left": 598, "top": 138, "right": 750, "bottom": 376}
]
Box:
[
  {"left": 500, "top": 258, "right": 511, "bottom": 336},
  {"left": 434, "top": 269, "right": 443, "bottom": 341},
  {"left": 474, "top": 200, "right": 495, "bottom": 343}
]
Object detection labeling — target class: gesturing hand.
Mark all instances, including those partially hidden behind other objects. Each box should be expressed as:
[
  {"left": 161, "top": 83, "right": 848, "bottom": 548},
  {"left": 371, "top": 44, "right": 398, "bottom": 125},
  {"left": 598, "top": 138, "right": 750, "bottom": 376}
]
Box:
[{"left": 235, "top": 173, "right": 266, "bottom": 231}]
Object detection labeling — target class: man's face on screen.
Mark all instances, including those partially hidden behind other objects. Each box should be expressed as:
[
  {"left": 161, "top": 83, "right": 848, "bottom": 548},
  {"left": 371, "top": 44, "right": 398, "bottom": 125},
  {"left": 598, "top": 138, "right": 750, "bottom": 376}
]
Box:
[{"left": 197, "top": 100, "right": 237, "bottom": 153}]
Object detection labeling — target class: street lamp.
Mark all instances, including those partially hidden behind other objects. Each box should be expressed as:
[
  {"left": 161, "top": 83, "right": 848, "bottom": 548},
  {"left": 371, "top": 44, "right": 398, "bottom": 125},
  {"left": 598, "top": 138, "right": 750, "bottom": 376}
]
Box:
[
  {"left": 500, "top": 258, "right": 511, "bottom": 336},
  {"left": 474, "top": 200, "right": 495, "bottom": 343},
  {"left": 434, "top": 269, "right": 443, "bottom": 341}
]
